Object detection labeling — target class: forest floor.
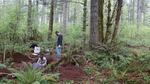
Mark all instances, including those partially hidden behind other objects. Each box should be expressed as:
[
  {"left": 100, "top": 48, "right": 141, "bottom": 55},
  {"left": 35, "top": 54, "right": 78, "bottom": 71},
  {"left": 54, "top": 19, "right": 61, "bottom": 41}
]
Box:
[
  {"left": 0, "top": 52, "right": 96, "bottom": 83},
  {"left": 0, "top": 44, "right": 150, "bottom": 83}
]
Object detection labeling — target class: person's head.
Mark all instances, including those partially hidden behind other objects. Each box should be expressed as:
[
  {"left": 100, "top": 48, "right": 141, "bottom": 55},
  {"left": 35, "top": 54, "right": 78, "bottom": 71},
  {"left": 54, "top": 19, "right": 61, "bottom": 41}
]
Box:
[
  {"left": 39, "top": 53, "right": 44, "bottom": 60},
  {"left": 55, "top": 31, "right": 59, "bottom": 36},
  {"left": 55, "top": 31, "right": 62, "bottom": 36}
]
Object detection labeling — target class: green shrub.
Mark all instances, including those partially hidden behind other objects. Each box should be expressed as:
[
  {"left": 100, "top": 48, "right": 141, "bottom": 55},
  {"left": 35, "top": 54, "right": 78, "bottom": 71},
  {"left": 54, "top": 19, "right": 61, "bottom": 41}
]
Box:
[
  {"left": 0, "top": 64, "right": 6, "bottom": 69},
  {"left": 11, "top": 63, "right": 59, "bottom": 84}
]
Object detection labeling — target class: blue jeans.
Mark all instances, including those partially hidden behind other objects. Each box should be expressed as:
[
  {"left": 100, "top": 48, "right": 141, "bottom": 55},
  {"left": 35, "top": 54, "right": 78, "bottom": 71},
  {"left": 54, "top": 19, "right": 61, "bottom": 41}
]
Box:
[{"left": 56, "top": 46, "right": 61, "bottom": 60}]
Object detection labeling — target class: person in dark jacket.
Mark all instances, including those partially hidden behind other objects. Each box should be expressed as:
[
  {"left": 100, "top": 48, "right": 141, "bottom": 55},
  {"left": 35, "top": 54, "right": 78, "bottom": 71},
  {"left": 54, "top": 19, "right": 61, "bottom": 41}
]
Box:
[{"left": 55, "top": 31, "right": 63, "bottom": 60}]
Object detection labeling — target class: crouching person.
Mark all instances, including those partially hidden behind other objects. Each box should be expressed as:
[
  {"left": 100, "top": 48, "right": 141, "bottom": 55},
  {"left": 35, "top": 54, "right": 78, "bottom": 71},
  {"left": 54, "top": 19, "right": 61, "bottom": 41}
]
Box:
[{"left": 32, "top": 55, "right": 47, "bottom": 69}]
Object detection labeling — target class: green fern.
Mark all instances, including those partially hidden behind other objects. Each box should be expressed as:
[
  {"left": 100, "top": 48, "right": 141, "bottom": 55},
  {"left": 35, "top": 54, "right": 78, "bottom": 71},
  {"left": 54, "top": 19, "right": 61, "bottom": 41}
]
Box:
[{"left": 10, "top": 62, "right": 59, "bottom": 84}]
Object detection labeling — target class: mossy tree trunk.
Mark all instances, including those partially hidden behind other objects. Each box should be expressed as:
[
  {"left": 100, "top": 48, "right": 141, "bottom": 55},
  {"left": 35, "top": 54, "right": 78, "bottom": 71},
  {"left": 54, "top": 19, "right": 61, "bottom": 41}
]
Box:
[
  {"left": 62, "top": 0, "right": 68, "bottom": 34},
  {"left": 98, "top": 0, "right": 104, "bottom": 43},
  {"left": 82, "top": 0, "right": 87, "bottom": 48},
  {"left": 90, "top": 0, "right": 99, "bottom": 48},
  {"left": 48, "top": 0, "right": 54, "bottom": 41},
  {"left": 111, "top": 0, "right": 123, "bottom": 44},
  {"left": 104, "top": 0, "right": 112, "bottom": 43},
  {"left": 27, "top": 0, "right": 33, "bottom": 39}
]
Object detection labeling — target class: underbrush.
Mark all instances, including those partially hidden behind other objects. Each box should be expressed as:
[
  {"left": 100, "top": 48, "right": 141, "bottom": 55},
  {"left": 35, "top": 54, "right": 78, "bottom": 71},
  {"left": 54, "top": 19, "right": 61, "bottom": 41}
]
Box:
[
  {"left": 120, "top": 24, "right": 150, "bottom": 46},
  {"left": 85, "top": 49, "right": 150, "bottom": 83},
  {"left": 1, "top": 63, "right": 59, "bottom": 84}
]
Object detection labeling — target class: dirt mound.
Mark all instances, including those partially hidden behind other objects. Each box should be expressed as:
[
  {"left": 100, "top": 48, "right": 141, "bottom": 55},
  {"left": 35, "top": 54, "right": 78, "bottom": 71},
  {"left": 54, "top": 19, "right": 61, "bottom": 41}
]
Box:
[
  {"left": 12, "top": 53, "right": 31, "bottom": 63},
  {"left": 0, "top": 68, "right": 10, "bottom": 73},
  {"left": 0, "top": 68, "right": 11, "bottom": 78},
  {"left": 12, "top": 63, "right": 26, "bottom": 70},
  {"left": 0, "top": 68, "right": 16, "bottom": 79},
  {"left": 59, "top": 64, "right": 86, "bottom": 81},
  {"left": 46, "top": 55, "right": 57, "bottom": 64}
]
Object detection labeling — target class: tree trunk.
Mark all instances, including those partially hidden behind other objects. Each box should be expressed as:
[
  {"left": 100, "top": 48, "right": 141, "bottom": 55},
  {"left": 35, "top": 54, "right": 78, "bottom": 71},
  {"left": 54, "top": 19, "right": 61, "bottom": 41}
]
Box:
[
  {"left": 48, "top": 0, "right": 54, "bottom": 40},
  {"left": 16, "top": 0, "right": 21, "bottom": 29},
  {"left": 131, "top": 0, "right": 135, "bottom": 23},
  {"left": 62, "top": 0, "right": 68, "bottom": 34},
  {"left": 106, "top": 1, "right": 118, "bottom": 43},
  {"left": 54, "top": 0, "right": 58, "bottom": 23},
  {"left": 82, "top": 0, "right": 87, "bottom": 48},
  {"left": 111, "top": 0, "right": 123, "bottom": 44},
  {"left": 137, "top": 0, "right": 142, "bottom": 29},
  {"left": 11, "top": 0, "right": 21, "bottom": 42},
  {"left": 67, "top": 2, "right": 70, "bottom": 24},
  {"left": 73, "top": 3, "right": 77, "bottom": 25},
  {"left": 141, "top": 0, "right": 145, "bottom": 24},
  {"left": 89, "top": 0, "right": 99, "bottom": 48},
  {"left": 42, "top": 1, "right": 46, "bottom": 24},
  {"left": 128, "top": 0, "right": 135, "bottom": 24},
  {"left": 98, "top": 0, "right": 104, "bottom": 43},
  {"left": 105, "top": 0, "right": 112, "bottom": 43},
  {"left": 36, "top": 0, "right": 39, "bottom": 28},
  {"left": 27, "top": 0, "right": 33, "bottom": 38}
]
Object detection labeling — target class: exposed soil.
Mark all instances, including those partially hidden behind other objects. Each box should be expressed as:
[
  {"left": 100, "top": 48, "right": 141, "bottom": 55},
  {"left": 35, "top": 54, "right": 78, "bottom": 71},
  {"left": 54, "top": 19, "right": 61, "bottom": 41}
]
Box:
[
  {"left": 12, "top": 52, "right": 32, "bottom": 63},
  {"left": 0, "top": 68, "right": 11, "bottom": 78},
  {"left": 100, "top": 69, "right": 112, "bottom": 77},
  {"left": 12, "top": 63, "right": 26, "bottom": 70},
  {"left": 59, "top": 64, "right": 87, "bottom": 81},
  {"left": 1, "top": 52, "right": 90, "bottom": 82},
  {"left": 0, "top": 68, "right": 10, "bottom": 73},
  {"left": 127, "top": 72, "right": 143, "bottom": 80},
  {"left": 45, "top": 55, "right": 57, "bottom": 64},
  {"left": 1, "top": 51, "right": 147, "bottom": 83}
]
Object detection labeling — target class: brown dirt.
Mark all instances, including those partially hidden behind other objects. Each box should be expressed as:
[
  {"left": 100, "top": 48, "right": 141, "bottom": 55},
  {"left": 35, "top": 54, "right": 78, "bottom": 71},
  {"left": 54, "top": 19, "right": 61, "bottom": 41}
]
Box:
[
  {"left": 127, "top": 72, "right": 143, "bottom": 80},
  {"left": 0, "top": 68, "right": 11, "bottom": 78},
  {"left": 45, "top": 55, "right": 57, "bottom": 64},
  {"left": 59, "top": 64, "right": 87, "bottom": 81},
  {"left": 0, "top": 68, "right": 10, "bottom": 73},
  {"left": 100, "top": 69, "right": 112, "bottom": 77},
  {"left": 12, "top": 52, "right": 32, "bottom": 63},
  {"left": 126, "top": 72, "right": 144, "bottom": 84},
  {"left": 12, "top": 63, "right": 26, "bottom": 70}
]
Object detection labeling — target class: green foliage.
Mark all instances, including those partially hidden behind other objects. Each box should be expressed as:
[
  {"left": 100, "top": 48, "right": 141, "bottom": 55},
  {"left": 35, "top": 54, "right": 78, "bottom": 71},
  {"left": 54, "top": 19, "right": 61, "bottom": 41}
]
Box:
[
  {"left": 84, "top": 66, "right": 97, "bottom": 75},
  {"left": 0, "top": 77, "right": 15, "bottom": 84},
  {"left": 62, "top": 80, "right": 75, "bottom": 84},
  {"left": 85, "top": 51, "right": 114, "bottom": 69},
  {"left": 120, "top": 24, "right": 150, "bottom": 46},
  {"left": 112, "top": 68, "right": 128, "bottom": 81},
  {"left": 143, "top": 73, "right": 150, "bottom": 83},
  {"left": 11, "top": 63, "right": 59, "bottom": 84},
  {"left": 64, "top": 25, "right": 83, "bottom": 45},
  {"left": 0, "top": 64, "right": 6, "bottom": 69},
  {"left": 137, "top": 54, "right": 150, "bottom": 71},
  {"left": 12, "top": 63, "right": 43, "bottom": 84}
]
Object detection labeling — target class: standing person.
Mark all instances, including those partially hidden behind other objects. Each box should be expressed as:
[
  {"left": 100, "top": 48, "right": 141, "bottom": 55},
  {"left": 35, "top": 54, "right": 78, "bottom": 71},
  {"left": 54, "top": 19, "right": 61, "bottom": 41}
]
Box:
[{"left": 55, "top": 31, "right": 63, "bottom": 60}]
